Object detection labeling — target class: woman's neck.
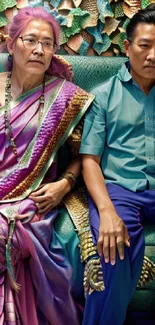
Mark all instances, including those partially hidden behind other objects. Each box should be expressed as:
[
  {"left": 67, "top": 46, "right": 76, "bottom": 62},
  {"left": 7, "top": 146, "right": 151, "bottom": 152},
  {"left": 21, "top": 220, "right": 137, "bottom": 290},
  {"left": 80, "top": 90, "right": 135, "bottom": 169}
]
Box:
[{"left": 11, "top": 68, "right": 44, "bottom": 100}]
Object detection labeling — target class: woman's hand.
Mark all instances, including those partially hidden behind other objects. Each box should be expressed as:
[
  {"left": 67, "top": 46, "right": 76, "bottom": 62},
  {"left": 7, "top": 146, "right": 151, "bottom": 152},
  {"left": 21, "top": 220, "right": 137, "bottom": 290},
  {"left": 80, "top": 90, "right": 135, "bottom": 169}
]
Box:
[
  {"left": 29, "top": 179, "right": 71, "bottom": 215},
  {"left": 97, "top": 208, "right": 130, "bottom": 265}
]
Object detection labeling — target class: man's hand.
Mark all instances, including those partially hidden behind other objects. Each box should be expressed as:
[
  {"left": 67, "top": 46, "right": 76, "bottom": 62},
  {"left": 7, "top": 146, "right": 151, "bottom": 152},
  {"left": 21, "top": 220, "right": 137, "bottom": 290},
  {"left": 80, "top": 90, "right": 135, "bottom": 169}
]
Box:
[
  {"left": 97, "top": 208, "right": 130, "bottom": 265},
  {"left": 29, "top": 180, "right": 70, "bottom": 215}
]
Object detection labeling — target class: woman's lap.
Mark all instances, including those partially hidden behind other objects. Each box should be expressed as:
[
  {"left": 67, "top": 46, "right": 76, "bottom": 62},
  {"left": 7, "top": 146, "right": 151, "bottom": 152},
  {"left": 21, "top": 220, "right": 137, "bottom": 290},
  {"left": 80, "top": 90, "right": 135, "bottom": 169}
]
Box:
[
  {"left": 53, "top": 206, "right": 84, "bottom": 298},
  {"left": 0, "top": 206, "right": 82, "bottom": 324}
]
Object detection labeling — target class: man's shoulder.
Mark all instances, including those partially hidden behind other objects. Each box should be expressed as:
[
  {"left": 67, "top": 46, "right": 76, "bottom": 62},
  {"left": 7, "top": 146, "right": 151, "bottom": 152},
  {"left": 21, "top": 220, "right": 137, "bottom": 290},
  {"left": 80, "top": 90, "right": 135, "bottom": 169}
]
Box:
[
  {"left": 91, "top": 74, "right": 120, "bottom": 97},
  {"left": 91, "top": 63, "right": 129, "bottom": 97}
]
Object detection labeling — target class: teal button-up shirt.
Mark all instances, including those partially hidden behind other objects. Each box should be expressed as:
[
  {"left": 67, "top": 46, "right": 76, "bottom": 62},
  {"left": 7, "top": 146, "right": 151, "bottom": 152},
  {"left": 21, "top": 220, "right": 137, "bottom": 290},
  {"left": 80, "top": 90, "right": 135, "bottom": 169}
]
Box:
[{"left": 80, "top": 62, "right": 155, "bottom": 192}]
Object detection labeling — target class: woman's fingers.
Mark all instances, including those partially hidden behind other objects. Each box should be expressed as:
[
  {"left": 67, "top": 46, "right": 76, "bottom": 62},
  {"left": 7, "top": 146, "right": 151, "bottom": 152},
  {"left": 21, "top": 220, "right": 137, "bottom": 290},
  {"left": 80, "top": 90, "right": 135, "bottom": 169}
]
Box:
[
  {"left": 30, "top": 187, "right": 45, "bottom": 197},
  {"left": 37, "top": 200, "right": 49, "bottom": 209},
  {"left": 14, "top": 213, "right": 30, "bottom": 220},
  {"left": 38, "top": 203, "right": 52, "bottom": 214},
  {"left": 30, "top": 184, "right": 48, "bottom": 198},
  {"left": 29, "top": 195, "right": 46, "bottom": 203}
]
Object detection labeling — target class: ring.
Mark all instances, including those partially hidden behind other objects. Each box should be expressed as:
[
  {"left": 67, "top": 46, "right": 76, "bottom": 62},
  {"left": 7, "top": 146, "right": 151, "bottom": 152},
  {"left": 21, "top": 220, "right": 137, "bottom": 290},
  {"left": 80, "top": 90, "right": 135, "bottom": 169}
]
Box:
[{"left": 117, "top": 241, "right": 124, "bottom": 254}]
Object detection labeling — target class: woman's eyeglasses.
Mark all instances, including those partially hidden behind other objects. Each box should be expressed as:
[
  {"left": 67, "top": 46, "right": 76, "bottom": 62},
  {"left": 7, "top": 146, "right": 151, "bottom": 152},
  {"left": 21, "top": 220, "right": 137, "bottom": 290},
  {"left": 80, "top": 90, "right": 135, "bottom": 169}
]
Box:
[{"left": 19, "top": 36, "right": 55, "bottom": 53}]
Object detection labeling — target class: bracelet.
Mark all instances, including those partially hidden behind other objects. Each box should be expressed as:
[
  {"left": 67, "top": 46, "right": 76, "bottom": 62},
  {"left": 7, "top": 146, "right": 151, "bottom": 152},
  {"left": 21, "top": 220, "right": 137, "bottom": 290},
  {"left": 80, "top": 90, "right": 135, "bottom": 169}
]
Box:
[{"left": 60, "top": 171, "right": 76, "bottom": 188}]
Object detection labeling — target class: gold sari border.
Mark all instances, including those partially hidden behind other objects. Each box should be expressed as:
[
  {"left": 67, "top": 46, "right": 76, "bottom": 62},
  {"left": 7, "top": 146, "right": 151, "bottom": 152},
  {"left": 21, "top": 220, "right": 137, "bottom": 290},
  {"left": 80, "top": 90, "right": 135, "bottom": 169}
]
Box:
[
  {"left": 63, "top": 186, "right": 105, "bottom": 295},
  {"left": 137, "top": 256, "right": 155, "bottom": 288},
  {"left": 3, "top": 89, "right": 94, "bottom": 202}
]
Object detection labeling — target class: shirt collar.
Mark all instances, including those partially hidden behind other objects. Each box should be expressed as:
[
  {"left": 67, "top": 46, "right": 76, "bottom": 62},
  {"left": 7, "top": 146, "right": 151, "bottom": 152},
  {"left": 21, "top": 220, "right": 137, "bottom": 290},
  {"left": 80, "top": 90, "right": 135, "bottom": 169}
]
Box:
[
  {"left": 117, "top": 61, "right": 132, "bottom": 82},
  {"left": 117, "top": 60, "right": 155, "bottom": 95}
]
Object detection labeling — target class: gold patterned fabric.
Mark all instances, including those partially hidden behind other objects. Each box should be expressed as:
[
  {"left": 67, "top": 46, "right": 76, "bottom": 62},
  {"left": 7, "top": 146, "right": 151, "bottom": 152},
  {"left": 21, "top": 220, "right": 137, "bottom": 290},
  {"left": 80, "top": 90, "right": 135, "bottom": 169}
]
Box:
[
  {"left": 137, "top": 256, "right": 155, "bottom": 288},
  {"left": 63, "top": 187, "right": 105, "bottom": 295},
  {"left": 3, "top": 86, "right": 93, "bottom": 201},
  {"left": 69, "top": 118, "right": 83, "bottom": 143}
]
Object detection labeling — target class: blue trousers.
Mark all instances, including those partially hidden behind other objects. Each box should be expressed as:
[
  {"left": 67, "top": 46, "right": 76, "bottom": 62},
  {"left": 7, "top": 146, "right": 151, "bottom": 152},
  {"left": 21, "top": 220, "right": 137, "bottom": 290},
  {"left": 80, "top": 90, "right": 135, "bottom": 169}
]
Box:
[{"left": 82, "top": 184, "right": 155, "bottom": 325}]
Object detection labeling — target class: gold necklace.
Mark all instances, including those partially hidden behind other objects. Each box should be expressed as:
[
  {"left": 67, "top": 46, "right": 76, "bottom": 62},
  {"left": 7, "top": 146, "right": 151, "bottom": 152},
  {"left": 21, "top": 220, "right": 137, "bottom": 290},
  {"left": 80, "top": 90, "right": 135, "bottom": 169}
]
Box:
[{"left": 4, "top": 72, "right": 45, "bottom": 161}]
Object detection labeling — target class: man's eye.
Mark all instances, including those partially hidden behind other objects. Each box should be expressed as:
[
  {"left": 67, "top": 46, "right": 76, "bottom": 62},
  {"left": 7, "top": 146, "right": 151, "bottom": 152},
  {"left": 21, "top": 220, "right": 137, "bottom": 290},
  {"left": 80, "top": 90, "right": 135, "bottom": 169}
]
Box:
[{"left": 139, "top": 44, "right": 149, "bottom": 48}]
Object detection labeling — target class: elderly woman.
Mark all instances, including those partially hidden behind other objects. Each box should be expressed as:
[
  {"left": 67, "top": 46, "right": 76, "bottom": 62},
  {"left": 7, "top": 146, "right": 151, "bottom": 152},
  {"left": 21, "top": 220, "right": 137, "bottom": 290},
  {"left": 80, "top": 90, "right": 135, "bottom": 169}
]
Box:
[{"left": 0, "top": 6, "right": 95, "bottom": 324}]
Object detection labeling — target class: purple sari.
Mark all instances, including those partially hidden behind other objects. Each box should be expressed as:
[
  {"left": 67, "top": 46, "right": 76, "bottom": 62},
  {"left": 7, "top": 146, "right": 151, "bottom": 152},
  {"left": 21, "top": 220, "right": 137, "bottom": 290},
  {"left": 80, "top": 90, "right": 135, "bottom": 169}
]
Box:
[{"left": 0, "top": 75, "right": 94, "bottom": 325}]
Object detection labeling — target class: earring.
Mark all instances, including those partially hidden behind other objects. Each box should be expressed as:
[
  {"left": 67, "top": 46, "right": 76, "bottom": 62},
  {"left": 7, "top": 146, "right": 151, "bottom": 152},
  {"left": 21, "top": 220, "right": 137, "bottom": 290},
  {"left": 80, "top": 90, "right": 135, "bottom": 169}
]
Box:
[
  {"left": 8, "top": 54, "right": 13, "bottom": 70},
  {"left": 8, "top": 54, "right": 12, "bottom": 61}
]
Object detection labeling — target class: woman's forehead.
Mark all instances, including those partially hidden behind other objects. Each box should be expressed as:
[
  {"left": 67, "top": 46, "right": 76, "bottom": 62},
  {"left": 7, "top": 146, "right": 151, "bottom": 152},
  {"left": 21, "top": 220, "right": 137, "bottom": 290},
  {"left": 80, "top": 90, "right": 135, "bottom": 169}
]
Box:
[{"left": 22, "top": 19, "right": 54, "bottom": 37}]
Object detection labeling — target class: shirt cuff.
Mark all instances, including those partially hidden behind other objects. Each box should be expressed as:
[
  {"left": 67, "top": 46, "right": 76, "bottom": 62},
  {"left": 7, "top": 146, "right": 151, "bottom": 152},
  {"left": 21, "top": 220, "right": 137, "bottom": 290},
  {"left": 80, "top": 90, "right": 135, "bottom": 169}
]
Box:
[{"left": 79, "top": 144, "right": 102, "bottom": 156}]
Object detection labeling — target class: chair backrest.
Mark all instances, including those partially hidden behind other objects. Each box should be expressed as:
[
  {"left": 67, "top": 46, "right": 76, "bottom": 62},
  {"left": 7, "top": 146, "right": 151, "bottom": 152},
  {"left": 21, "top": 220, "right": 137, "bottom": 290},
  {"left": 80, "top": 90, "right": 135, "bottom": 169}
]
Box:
[
  {"left": 0, "top": 53, "right": 127, "bottom": 91},
  {"left": 64, "top": 55, "right": 127, "bottom": 91},
  {"left": 0, "top": 53, "right": 8, "bottom": 73}
]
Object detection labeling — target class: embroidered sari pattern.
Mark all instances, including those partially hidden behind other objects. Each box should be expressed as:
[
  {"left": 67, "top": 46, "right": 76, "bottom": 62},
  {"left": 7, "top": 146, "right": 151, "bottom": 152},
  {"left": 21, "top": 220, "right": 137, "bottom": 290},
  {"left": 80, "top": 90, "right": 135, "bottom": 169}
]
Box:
[
  {"left": 0, "top": 75, "right": 94, "bottom": 325},
  {"left": 0, "top": 78, "right": 94, "bottom": 202}
]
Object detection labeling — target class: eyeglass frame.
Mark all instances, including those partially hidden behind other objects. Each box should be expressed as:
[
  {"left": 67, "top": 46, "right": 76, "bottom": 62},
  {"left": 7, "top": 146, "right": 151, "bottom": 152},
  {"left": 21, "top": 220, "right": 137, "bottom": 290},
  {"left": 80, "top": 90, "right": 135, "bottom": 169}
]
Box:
[{"left": 19, "top": 36, "right": 56, "bottom": 53}]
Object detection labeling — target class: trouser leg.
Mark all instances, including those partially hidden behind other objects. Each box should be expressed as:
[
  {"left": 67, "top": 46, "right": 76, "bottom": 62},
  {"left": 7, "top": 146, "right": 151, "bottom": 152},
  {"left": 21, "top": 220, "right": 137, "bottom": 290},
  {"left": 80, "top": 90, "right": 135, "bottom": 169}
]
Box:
[{"left": 83, "top": 184, "right": 145, "bottom": 325}]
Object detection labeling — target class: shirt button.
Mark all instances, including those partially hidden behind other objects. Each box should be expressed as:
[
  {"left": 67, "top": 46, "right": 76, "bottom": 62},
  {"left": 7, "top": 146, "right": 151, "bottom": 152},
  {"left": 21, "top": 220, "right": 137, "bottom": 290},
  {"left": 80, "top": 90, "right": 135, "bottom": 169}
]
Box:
[
  {"left": 146, "top": 117, "right": 150, "bottom": 120},
  {"left": 148, "top": 157, "right": 152, "bottom": 160},
  {"left": 147, "top": 137, "right": 152, "bottom": 140}
]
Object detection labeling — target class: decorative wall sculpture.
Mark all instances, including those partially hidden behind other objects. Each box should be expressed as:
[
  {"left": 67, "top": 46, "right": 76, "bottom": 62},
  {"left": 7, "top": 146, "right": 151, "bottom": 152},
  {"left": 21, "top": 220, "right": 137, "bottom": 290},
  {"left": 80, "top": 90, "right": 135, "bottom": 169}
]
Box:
[{"left": 0, "top": 0, "right": 154, "bottom": 56}]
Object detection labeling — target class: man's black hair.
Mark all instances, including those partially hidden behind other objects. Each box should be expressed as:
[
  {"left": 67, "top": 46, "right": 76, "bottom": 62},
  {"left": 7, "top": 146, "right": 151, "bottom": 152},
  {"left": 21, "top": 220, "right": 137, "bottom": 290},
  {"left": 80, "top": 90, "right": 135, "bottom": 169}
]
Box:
[{"left": 126, "top": 4, "right": 155, "bottom": 41}]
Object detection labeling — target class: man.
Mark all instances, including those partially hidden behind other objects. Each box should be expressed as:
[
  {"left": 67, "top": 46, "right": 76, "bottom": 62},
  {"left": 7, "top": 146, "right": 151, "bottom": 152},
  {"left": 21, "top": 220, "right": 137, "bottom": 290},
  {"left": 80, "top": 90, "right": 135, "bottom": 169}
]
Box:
[{"left": 80, "top": 4, "right": 155, "bottom": 325}]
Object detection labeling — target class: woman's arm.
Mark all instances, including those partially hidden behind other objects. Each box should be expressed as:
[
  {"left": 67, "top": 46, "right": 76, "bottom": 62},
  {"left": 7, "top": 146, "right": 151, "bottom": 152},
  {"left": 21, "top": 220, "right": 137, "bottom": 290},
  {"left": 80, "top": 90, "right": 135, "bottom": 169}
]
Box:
[{"left": 29, "top": 140, "right": 82, "bottom": 215}]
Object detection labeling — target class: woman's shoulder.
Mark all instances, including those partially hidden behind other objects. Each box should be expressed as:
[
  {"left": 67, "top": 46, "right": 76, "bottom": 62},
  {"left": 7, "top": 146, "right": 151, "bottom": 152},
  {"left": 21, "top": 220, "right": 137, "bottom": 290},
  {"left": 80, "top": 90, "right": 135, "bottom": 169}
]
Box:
[{"left": 46, "top": 75, "right": 76, "bottom": 89}]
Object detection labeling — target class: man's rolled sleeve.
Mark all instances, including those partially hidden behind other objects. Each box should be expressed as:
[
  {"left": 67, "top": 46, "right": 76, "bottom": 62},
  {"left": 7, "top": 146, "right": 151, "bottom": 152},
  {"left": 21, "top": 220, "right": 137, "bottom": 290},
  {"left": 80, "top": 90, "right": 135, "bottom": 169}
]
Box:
[{"left": 80, "top": 89, "right": 106, "bottom": 156}]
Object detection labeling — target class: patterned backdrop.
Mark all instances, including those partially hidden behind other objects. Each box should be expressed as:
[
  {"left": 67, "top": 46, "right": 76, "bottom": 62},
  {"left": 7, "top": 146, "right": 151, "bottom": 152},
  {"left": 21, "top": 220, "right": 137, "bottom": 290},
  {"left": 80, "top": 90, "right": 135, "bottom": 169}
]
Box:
[{"left": 0, "top": 0, "right": 154, "bottom": 56}]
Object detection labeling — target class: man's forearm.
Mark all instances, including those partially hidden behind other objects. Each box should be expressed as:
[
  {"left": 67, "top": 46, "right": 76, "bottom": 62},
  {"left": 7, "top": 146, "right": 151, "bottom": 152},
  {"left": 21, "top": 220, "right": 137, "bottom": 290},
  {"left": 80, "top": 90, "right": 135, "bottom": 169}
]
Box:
[{"left": 82, "top": 156, "right": 115, "bottom": 213}]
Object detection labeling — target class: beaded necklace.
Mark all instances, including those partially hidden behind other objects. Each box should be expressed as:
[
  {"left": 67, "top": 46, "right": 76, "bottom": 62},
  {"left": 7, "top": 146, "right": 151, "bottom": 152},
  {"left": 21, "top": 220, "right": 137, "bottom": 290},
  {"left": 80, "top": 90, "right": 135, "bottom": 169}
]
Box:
[{"left": 4, "top": 72, "right": 45, "bottom": 161}]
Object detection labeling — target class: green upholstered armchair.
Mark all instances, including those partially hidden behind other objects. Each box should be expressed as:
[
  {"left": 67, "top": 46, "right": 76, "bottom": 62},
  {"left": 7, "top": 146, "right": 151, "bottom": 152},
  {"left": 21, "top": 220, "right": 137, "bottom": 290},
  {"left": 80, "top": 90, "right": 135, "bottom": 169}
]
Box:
[{"left": 0, "top": 53, "right": 155, "bottom": 323}]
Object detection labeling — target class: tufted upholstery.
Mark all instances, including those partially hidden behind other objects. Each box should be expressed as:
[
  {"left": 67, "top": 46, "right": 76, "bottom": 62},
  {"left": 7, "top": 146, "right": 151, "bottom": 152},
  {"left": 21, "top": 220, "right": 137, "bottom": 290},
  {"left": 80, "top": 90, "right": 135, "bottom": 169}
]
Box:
[
  {"left": 0, "top": 53, "right": 155, "bottom": 322},
  {"left": 64, "top": 55, "right": 128, "bottom": 91}
]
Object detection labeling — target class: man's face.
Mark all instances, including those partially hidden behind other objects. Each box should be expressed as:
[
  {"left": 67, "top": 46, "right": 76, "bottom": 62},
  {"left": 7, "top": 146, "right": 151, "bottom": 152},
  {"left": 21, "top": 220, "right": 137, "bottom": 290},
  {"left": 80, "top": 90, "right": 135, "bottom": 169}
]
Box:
[{"left": 124, "top": 23, "right": 155, "bottom": 81}]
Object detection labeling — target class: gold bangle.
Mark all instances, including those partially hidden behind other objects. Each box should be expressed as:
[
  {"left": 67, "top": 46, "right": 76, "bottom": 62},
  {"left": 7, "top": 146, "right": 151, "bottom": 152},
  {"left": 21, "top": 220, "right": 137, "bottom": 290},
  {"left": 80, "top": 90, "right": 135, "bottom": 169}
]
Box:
[{"left": 60, "top": 171, "right": 76, "bottom": 188}]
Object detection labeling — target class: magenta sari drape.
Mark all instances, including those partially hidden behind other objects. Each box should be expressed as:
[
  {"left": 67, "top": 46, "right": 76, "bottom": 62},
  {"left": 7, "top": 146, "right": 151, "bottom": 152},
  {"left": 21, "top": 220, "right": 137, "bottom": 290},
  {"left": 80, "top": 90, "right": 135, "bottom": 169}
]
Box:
[{"left": 0, "top": 75, "right": 94, "bottom": 324}]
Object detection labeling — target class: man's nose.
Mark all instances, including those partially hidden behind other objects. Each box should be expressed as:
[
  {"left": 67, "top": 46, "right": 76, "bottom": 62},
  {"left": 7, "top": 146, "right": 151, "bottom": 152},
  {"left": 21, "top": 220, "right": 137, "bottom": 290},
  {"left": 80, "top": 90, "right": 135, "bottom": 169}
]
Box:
[{"left": 147, "top": 46, "right": 155, "bottom": 61}]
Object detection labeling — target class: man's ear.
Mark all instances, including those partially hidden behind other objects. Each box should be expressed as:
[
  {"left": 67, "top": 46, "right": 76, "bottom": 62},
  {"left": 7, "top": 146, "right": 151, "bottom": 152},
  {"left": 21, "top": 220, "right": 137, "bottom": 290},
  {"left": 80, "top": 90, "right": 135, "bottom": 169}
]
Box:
[
  {"left": 6, "top": 37, "right": 13, "bottom": 55},
  {"left": 124, "top": 39, "right": 130, "bottom": 58}
]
